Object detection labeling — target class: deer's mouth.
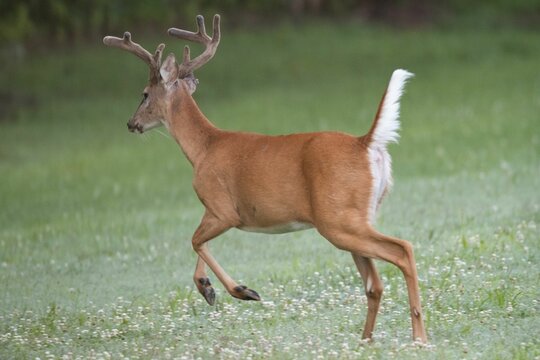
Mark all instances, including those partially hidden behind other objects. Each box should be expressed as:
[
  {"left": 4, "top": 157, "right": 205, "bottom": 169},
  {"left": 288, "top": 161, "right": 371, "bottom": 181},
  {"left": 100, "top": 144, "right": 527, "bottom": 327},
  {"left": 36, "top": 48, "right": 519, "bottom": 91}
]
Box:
[{"left": 127, "top": 122, "right": 144, "bottom": 133}]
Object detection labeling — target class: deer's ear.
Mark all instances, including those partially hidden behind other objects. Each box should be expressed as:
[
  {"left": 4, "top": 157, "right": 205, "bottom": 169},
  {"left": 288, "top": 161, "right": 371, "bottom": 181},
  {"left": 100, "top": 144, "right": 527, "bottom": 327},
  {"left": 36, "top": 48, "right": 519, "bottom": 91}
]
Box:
[{"left": 160, "top": 54, "right": 178, "bottom": 83}]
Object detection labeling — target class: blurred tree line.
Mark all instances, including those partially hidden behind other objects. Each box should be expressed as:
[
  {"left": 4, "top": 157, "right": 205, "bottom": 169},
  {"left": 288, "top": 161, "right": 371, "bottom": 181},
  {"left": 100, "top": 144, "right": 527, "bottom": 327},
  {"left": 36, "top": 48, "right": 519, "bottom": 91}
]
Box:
[{"left": 1, "top": 0, "right": 539, "bottom": 47}]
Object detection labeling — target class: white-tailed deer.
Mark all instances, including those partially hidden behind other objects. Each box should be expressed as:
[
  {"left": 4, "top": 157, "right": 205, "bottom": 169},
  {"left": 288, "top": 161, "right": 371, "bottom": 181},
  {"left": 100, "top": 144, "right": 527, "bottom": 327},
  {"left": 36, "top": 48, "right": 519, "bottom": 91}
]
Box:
[{"left": 103, "top": 14, "right": 427, "bottom": 342}]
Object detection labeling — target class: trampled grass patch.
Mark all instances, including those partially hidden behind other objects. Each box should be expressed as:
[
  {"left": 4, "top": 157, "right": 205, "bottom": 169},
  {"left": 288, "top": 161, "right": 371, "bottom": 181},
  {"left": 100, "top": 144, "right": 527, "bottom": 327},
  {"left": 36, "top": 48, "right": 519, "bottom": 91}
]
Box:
[{"left": 0, "top": 22, "right": 539, "bottom": 358}]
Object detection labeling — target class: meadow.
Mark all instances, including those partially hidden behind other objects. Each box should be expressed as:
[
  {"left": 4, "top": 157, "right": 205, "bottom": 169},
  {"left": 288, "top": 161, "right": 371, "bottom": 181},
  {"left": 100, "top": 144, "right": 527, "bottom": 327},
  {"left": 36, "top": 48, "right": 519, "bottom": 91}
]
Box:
[{"left": 0, "top": 21, "right": 539, "bottom": 359}]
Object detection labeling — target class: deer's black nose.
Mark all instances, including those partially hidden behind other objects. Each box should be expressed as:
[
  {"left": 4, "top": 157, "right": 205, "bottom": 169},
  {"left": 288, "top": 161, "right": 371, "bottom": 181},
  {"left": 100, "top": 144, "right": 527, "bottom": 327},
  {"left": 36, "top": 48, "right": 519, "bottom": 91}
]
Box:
[{"left": 127, "top": 122, "right": 136, "bottom": 132}]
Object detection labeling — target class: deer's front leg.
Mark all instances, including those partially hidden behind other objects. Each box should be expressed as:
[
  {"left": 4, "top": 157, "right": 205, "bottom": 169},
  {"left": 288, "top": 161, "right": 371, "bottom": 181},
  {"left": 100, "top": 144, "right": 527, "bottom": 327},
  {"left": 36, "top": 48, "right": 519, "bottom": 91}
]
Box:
[
  {"left": 194, "top": 256, "right": 215, "bottom": 305},
  {"left": 192, "top": 212, "right": 261, "bottom": 303}
]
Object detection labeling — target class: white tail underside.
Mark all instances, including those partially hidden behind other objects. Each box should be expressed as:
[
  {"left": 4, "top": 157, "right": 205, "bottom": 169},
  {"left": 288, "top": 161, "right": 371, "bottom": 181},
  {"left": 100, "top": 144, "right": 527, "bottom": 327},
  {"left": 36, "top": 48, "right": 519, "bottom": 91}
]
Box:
[{"left": 368, "top": 69, "right": 414, "bottom": 222}]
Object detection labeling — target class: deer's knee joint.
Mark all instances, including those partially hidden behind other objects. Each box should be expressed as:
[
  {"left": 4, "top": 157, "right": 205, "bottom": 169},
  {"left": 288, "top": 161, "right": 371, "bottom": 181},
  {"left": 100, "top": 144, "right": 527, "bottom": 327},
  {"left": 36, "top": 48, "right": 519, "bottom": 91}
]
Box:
[
  {"left": 395, "top": 240, "right": 417, "bottom": 272},
  {"left": 191, "top": 239, "right": 203, "bottom": 252},
  {"left": 401, "top": 240, "right": 414, "bottom": 256},
  {"left": 366, "top": 281, "right": 383, "bottom": 301}
]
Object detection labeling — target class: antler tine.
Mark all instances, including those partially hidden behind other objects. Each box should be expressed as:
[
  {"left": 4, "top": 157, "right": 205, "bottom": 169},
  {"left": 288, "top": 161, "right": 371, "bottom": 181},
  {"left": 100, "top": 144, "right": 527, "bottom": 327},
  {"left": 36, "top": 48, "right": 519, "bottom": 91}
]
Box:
[
  {"left": 211, "top": 14, "right": 221, "bottom": 45},
  {"left": 196, "top": 15, "right": 210, "bottom": 42},
  {"left": 103, "top": 32, "right": 154, "bottom": 65},
  {"left": 103, "top": 32, "right": 165, "bottom": 83},
  {"left": 168, "top": 14, "right": 221, "bottom": 77},
  {"left": 154, "top": 43, "right": 166, "bottom": 68},
  {"left": 183, "top": 45, "right": 191, "bottom": 64}
]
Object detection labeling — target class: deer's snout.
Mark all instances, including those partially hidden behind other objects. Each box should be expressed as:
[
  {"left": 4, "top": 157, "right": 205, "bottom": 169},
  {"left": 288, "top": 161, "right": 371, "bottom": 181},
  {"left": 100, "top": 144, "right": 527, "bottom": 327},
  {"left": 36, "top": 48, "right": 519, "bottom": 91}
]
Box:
[{"left": 127, "top": 121, "right": 143, "bottom": 133}]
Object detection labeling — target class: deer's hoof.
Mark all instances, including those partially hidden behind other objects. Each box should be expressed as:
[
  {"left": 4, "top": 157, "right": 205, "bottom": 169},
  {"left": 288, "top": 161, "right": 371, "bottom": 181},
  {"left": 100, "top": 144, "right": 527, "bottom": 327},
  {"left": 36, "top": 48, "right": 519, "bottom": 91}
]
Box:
[
  {"left": 197, "top": 277, "right": 216, "bottom": 305},
  {"left": 233, "top": 285, "right": 261, "bottom": 301}
]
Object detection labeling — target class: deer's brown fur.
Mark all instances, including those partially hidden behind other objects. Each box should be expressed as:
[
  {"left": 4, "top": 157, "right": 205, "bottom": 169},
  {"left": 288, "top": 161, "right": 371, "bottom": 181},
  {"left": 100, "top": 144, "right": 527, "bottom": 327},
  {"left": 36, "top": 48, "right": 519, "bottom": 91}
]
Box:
[{"left": 103, "top": 14, "right": 427, "bottom": 343}]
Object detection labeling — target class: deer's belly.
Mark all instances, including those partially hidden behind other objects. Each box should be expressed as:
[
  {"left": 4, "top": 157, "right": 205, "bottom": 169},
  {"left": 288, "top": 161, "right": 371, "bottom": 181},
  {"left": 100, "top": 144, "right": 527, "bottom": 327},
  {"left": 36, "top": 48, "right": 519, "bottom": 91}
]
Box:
[{"left": 238, "top": 221, "right": 313, "bottom": 234}]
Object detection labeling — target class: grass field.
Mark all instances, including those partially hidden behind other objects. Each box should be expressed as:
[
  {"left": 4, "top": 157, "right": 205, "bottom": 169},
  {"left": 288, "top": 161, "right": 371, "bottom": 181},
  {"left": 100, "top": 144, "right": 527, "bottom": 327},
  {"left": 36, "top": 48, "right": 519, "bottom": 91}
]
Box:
[{"left": 1, "top": 22, "right": 539, "bottom": 359}]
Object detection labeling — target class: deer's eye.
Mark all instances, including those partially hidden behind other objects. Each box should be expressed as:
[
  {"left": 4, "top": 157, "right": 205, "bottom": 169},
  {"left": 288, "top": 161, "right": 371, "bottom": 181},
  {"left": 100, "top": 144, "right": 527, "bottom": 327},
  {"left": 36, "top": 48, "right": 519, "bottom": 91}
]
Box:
[{"left": 143, "top": 93, "right": 149, "bottom": 100}]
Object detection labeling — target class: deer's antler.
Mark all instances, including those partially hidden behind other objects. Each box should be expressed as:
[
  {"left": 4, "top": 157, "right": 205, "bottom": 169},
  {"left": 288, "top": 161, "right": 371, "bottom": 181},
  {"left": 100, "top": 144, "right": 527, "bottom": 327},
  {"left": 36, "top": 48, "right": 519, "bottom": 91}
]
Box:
[
  {"left": 168, "top": 14, "right": 221, "bottom": 78},
  {"left": 103, "top": 32, "right": 165, "bottom": 84}
]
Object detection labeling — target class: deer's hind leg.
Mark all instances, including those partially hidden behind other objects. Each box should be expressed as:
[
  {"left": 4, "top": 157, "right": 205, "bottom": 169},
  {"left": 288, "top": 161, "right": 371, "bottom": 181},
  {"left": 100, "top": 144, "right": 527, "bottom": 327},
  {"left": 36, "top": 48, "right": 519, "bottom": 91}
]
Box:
[
  {"left": 352, "top": 255, "right": 384, "bottom": 340},
  {"left": 317, "top": 219, "right": 427, "bottom": 343}
]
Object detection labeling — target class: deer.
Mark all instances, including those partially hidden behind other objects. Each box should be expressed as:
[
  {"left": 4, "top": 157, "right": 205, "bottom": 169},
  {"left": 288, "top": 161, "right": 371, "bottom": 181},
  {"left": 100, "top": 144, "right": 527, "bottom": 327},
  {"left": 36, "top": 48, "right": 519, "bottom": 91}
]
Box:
[{"left": 103, "top": 14, "right": 427, "bottom": 343}]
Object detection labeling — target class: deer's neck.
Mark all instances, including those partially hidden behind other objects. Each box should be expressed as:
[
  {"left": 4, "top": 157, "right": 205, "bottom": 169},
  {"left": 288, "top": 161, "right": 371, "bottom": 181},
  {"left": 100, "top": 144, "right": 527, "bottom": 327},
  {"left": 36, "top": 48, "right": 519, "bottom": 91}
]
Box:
[{"left": 166, "top": 86, "right": 219, "bottom": 167}]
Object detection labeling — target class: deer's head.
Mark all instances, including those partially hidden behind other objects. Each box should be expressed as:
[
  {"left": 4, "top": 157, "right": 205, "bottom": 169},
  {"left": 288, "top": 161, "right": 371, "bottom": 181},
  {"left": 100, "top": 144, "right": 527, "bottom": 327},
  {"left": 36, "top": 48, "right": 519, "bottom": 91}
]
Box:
[{"left": 103, "top": 15, "right": 221, "bottom": 133}]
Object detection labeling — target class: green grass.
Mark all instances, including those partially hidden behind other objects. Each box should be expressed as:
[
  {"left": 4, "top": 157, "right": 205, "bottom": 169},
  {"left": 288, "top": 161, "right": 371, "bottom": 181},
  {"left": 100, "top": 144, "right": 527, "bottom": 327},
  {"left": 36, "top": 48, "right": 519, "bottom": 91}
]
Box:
[{"left": 1, "top": 22, "right": 539, "bottom": 359}]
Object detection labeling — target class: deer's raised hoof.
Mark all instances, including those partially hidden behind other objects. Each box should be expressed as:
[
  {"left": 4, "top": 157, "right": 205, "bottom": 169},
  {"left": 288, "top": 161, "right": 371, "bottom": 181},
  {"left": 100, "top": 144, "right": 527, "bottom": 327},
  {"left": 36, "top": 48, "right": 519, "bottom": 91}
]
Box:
[
  {"left": 233, "top": 285, "right": 260, "bottom": 301},
  {"left": 196, "top": 277, "right": 216, "bottom": 305}
]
